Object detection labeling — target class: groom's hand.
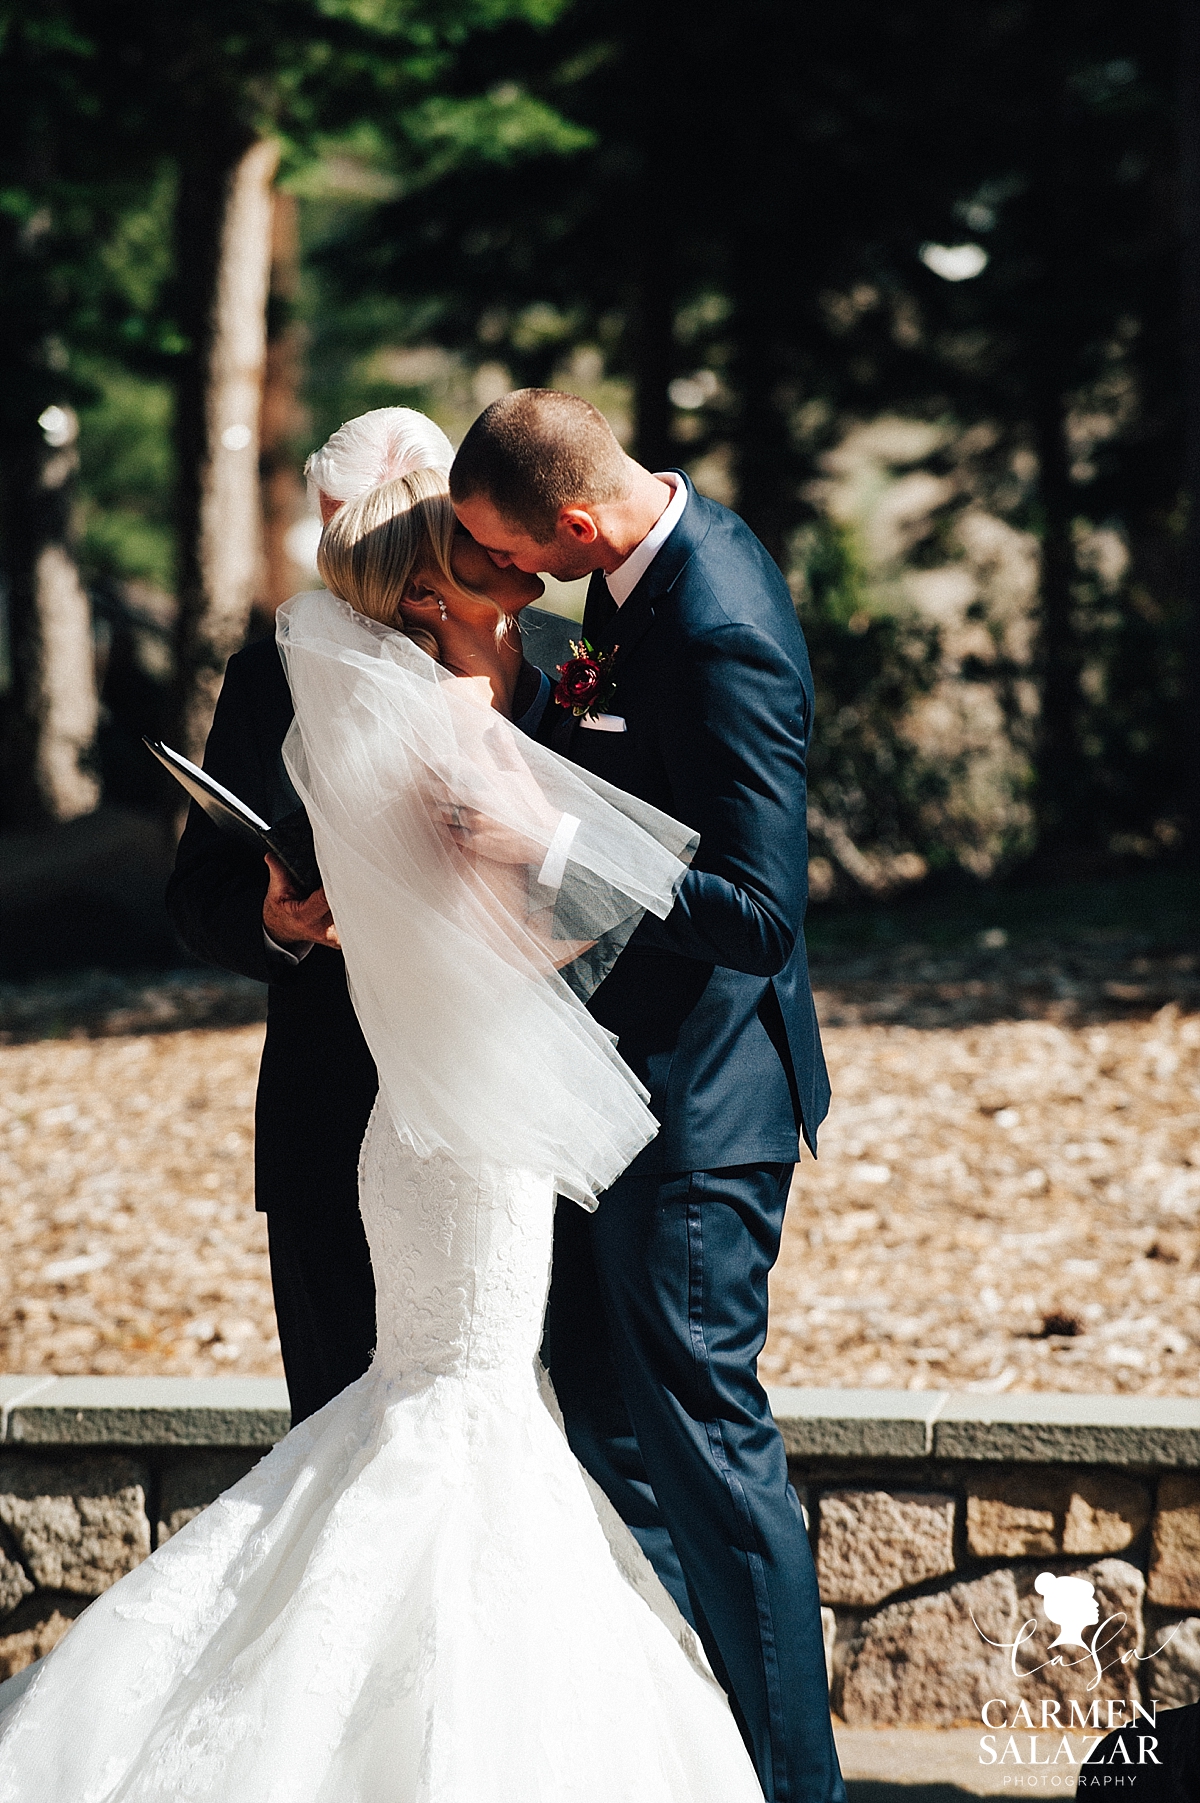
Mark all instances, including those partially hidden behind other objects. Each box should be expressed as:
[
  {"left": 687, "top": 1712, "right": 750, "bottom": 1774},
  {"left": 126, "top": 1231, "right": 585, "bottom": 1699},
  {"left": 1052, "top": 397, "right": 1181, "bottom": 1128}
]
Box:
[{"left": 262, "top": 853, "right": 341, "bottom": 950}]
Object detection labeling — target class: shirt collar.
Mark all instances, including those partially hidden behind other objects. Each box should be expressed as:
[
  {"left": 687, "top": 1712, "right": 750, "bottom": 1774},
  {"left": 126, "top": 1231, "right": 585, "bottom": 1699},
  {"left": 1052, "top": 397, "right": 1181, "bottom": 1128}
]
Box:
[{"left": 605, "top": 472, "right": 688, "bottom": 607}]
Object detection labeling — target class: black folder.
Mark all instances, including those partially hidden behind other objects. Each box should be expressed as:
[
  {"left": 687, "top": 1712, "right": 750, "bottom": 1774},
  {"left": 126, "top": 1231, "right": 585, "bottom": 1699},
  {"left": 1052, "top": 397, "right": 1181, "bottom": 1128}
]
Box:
[{"left": 144, "top": 738, "right": 321, "bottom": 897}]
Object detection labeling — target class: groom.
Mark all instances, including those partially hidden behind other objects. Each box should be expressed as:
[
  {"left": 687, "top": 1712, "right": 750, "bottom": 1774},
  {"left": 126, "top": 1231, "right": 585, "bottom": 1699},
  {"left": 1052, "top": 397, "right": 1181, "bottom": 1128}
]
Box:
[{"left": 451, "top": 391, "right": 843, "bottom": 1803}]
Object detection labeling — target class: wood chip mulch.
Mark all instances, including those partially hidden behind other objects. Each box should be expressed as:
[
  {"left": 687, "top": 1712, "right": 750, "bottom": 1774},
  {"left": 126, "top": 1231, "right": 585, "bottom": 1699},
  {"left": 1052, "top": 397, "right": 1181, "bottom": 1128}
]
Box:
[{"left": 1, "top": 953, "right": 1197, "bottom": 1394}]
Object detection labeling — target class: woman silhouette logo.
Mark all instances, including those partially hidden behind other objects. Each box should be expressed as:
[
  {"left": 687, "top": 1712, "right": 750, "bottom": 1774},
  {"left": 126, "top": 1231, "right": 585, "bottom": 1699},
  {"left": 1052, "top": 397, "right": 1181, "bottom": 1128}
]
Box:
[{"left": 1034, "top": 1572, "right": 1101, "bottom": 1648}]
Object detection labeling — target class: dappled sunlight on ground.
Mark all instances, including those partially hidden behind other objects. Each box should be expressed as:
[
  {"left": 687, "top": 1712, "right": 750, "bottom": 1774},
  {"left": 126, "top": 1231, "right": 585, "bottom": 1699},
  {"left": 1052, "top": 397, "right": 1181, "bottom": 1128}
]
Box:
[
  {"left": 0, "top": 1026, "right": 278, "bottom": 1377},
  {"left": 770, "top": 1005, "right": 1200, "bottom": 1395},
  {"left": 0, "top": 968, "right": 1196, "bottom": 1392}
]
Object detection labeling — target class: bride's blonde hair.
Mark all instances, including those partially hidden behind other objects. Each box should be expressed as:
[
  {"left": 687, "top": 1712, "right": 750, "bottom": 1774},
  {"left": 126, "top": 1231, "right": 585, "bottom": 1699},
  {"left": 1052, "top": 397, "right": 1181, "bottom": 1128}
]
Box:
[{"left": 316, "top": 467, "right": 500, "bottom": 658}]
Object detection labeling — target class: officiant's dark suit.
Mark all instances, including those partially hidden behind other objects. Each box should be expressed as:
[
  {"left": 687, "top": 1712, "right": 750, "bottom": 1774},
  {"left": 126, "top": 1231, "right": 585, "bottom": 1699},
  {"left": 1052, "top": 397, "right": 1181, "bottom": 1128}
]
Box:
[
  {"left": 540, "top": 476, "right": 842, "bottom": 1803},
  {"left": 165, "top": 635, "right": 378, "bottom": 1425},
  {"left": 166, "top": 608, "right": 574, "bottom": 1427}
]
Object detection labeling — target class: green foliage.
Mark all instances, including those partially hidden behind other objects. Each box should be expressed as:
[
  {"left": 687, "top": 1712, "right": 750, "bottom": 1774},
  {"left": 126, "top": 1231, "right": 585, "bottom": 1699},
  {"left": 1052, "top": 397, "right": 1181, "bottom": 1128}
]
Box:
[
  {"left": 0, "top": 0, "right": 1189, "bottom": 872},
  {"left": 0, "top": 0, "right": 579, "bottom": 597},
  {"left": 796, "top": 521, "right": 951, "bottom": 864},
  {"left": 95, "top": 165, "right": 180, "bottom": 356},
  {"left": 1069, "top": 562, "right": 1189, "bottom": 856},
  {"left": 892, "top": 5, "right": 1183, "bottom": 852},
  {"left": 74, "top": 359, "right": 174, "bottom": 587},
  {"left": 792, "top": 521, "right": 874, "bottom": 633},
  {"left": 306, "top": 0, "right": 1187, "bottom": 873},
  {"left": 804, "top": 866, "right": 1199, "bottom": 956},
  {"left": 399, "top": 86, "right": 593, "bottom": 182}
]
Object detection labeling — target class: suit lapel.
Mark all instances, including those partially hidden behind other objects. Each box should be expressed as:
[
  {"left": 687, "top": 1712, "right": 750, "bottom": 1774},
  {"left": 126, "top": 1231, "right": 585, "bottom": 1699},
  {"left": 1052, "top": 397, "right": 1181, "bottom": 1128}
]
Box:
[
  {"left": 597, "top": 583, "right": 656, "bottom": 681},
  {"left": 550, "top": 593, "right": 655, "bottom": 755},
  {"left": 546, "top": 573, "right": 602, "bottom": 754},
  {"left": 589, "top": 476, "right": 710, "bottom": 686},
  {"left": 549, "top": 476, "right": 713, "bottom": 753}
]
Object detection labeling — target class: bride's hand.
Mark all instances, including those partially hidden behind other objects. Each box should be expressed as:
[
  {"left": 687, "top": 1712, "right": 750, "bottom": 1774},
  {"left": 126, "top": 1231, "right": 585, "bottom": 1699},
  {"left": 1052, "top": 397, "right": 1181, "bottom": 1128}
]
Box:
[{"left": 438, "top": 804, "right": 543, "bottom": 867}]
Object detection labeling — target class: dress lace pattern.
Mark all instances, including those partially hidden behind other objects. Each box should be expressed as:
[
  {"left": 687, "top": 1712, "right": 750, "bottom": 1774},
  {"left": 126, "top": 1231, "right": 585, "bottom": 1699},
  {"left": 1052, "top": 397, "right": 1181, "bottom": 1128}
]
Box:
[{"left": 0, "top": 1106, "right": 762, "bottom": 1802}]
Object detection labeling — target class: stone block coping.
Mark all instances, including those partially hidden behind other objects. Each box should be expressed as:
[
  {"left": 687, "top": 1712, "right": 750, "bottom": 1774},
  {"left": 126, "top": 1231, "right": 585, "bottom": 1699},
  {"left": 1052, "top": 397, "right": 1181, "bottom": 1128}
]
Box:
[
  {"left": 0, "top": 1379, "right": 1195, "bottom": 1465},
  {"left": 768, "top": 1387, "right": 946, "bottom": 1460},
  {"left": 931, "top": 1388, "right": 1200, "bottom": 1466},
  {"left": 768, "top": 1386, "right": 1200, "bottom": 1467},
  {"left": 0, "top": 1376, "right": 291, "bottom": 1447}
]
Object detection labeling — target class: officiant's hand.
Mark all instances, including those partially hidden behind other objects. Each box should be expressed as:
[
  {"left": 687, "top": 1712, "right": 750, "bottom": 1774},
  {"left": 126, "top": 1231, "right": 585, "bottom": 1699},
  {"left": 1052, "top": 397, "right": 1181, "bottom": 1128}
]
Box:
[{"left": 263, "top": 853, "right": 341, "bottom": 950}]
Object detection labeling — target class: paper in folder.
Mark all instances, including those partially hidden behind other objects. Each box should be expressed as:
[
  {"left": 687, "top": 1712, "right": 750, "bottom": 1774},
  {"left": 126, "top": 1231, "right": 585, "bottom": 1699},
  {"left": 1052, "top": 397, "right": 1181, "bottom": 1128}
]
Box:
[{"left": 144, "top": 738, "right": 321, "bottom": 897}]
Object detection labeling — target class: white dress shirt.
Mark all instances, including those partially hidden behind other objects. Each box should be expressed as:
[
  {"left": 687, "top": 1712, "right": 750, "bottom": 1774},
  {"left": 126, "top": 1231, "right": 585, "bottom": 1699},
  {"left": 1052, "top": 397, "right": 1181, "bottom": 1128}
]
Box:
[{"left": 604, "top": 472, "right": 687, "bottom": 608}]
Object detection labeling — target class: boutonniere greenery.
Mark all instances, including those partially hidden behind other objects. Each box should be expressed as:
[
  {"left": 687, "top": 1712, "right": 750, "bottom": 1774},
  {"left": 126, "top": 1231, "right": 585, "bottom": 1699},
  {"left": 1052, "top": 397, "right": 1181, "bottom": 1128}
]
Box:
[{"left": 553, "top": 639, "right": 619, "bottom": 720}]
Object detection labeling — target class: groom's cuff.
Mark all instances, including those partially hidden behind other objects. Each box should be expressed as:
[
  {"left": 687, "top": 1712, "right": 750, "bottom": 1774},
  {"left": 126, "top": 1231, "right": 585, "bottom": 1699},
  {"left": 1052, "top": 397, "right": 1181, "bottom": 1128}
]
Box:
[
  {"left": 263, "top": 927, "right": 313, "bottom": 967},
  {"left": 537, "top": 813, "right": 580, "bottom": 892}
]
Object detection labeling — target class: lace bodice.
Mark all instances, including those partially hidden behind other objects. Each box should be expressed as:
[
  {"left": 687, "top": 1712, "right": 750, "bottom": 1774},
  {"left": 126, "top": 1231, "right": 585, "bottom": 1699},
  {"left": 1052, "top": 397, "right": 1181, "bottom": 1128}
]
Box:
[{"left": 358, "top": 1104, "right": 553, "bottom": 1386}]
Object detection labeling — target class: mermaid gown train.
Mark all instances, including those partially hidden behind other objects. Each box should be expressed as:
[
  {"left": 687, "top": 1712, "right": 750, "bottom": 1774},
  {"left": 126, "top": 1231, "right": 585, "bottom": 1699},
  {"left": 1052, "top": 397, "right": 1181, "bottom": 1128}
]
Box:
[
  {"left": 0, "top": 1102, "right": 764, "bottom": 1801},
  {"left": 0, "top": 589, "right": 767, "bottom": 1798}
]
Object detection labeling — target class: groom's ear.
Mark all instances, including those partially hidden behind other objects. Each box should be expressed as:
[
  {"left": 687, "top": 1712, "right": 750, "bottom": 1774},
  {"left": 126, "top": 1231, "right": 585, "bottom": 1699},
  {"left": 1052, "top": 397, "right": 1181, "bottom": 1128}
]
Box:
[{"left": 558, "top": 508, "right": 600, "bottom": 546}]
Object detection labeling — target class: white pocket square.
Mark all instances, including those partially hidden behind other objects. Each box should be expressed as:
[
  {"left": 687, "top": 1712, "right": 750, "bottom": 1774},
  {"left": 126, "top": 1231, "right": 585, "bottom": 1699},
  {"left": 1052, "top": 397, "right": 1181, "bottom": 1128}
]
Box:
[{"left": 579, "top": 713, "right": 626, "bottom": 733}]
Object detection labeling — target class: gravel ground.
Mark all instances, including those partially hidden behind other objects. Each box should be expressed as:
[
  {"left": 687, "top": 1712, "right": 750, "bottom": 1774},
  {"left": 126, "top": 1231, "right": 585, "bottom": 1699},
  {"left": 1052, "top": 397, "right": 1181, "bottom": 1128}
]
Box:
[
  {"left": 0, "top": 961, "right": 1197, "bottom": 1392},
  {"left": 770, "top": 1004, "right": 1200, "bottom": 1395},
  {"left": 0, "top": 1016, "right": 277, "bottom": 1377}
]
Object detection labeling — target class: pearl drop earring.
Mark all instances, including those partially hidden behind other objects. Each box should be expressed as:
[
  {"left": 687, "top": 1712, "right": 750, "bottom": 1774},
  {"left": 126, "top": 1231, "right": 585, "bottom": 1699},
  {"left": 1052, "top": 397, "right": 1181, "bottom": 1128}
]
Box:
[{"left": 437, "top": 598, "right": 448, "bottom": 621}]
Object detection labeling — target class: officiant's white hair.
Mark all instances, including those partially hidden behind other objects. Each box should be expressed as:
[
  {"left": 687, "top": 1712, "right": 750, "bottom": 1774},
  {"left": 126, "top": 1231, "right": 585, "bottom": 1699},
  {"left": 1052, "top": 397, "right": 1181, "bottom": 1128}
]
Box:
[{"left": 305, "top": 407, "right": 453, "bottom": 505}]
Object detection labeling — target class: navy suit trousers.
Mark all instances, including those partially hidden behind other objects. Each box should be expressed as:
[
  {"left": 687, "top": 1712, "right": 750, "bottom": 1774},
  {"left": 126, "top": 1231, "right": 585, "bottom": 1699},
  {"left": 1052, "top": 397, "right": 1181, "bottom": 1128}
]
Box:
[{"left": 544, "top": 1163, "right": 845, "bottom": 1803}]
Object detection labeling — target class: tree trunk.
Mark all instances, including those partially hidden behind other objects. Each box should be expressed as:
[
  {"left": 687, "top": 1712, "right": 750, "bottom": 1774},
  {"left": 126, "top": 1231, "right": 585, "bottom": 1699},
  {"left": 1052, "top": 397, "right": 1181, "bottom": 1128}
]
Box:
[
  {"left": 172, "top": 136, "right": 279, "bottom": 764},
  {"left": 1027, "top": 10, "right": 1088, "bottom": 864},
  {"left": 1031, "top": 381, "right": 1085, "bottom": 851},
  {"left": 0, "top": 414, "right": 101, "bottom": 828},
  {"left": 631, "top": 225, "right": 674, "bottom": 472},
  {"left": 628, "top": 8, "right": 675, "bottom": 472},
  {"left": 726, "top": 22, "right": 793, "bottom": 564},
  {"left": 257, "top": 189, "right": 311, "bottom": 624},
  {"left": 0, "top": 60, "right": 101, "bottom": 831},
  {"left": 1180, "top": 0, "right": 1200, "bottom": 854},
  {"left": 731, "top": 264, "right": 793, "bottom": 565}
]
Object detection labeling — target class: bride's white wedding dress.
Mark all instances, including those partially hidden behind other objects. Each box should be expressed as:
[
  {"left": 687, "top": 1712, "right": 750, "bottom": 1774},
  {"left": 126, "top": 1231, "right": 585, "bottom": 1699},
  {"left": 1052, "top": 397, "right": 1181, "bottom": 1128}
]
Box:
[
  {"left": 0, "top": 1120, "right": 761, "bottom": 1801},
  {"left": 0, "top": 594, "right": 764, "bottom": 1802}
]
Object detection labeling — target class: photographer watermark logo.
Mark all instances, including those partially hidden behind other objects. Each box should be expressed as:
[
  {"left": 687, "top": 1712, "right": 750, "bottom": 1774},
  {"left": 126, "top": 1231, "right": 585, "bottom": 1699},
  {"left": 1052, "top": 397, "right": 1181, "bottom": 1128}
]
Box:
[
  {"left": 972, "top": 1571, "right": 1180, "bottom": 1785},
  {"left": 1034, "top": 1573, "right": 1100, "bottom": 1652}
]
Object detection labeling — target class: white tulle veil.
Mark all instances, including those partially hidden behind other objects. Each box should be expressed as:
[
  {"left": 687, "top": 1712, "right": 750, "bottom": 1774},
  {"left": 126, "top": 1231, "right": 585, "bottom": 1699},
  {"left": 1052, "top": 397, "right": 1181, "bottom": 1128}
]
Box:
[{"left": 277, "top": 590, "right": 697, "bottom": 1207}]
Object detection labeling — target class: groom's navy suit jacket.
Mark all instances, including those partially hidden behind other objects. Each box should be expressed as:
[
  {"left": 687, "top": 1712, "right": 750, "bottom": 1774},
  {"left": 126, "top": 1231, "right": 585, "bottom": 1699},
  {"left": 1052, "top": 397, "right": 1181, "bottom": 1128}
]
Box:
[{"left": 544, "top": 476, "right": 829, "bottom": 1171}]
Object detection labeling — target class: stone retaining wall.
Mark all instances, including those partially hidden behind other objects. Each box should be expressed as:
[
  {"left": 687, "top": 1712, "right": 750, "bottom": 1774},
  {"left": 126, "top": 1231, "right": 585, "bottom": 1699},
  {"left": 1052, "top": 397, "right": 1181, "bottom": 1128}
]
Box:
[
  {"left": 1, "top": 1377, "right": 1198, "bottom": 1728},
  {"left": 0, "top": 1377, "right": 283, "bottom": 1678},
  {"left": 775, "top": 1387, "right": 1200, "bottom": 1728}
]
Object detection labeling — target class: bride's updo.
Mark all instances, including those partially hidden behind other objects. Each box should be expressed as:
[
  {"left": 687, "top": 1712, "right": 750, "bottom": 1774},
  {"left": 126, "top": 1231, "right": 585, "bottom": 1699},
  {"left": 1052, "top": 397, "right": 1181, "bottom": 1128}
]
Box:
[{"left": 316, "top": 467, "right": 477, "bottom": 659}]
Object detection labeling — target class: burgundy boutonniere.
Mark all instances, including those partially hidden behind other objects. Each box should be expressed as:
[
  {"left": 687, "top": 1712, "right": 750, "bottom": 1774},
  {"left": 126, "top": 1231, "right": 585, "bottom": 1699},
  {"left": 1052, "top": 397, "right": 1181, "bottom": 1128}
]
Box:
[{"left": 553, "top": 639, "right": 619, "bottom": 719}]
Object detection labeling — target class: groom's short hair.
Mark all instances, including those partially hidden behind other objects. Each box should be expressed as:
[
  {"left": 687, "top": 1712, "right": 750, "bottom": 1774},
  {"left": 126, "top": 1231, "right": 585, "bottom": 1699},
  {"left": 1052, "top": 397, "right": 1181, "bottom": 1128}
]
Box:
[{"left": 450, "top": 389, "right": 629, "bottom": 542}]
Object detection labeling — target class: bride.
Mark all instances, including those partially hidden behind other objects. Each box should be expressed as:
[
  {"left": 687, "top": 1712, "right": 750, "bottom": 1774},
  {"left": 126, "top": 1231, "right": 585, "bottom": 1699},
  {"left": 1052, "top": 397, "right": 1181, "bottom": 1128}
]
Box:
[{"left": 0, "top": 463, "right": 765, "bottom": 1801}]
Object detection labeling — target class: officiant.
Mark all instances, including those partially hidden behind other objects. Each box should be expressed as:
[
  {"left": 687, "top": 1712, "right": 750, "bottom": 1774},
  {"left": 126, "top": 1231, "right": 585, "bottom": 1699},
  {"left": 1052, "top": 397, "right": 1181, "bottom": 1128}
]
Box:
[{"left": 166, "top": 407, "right": 574, "bottom": 1423}]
